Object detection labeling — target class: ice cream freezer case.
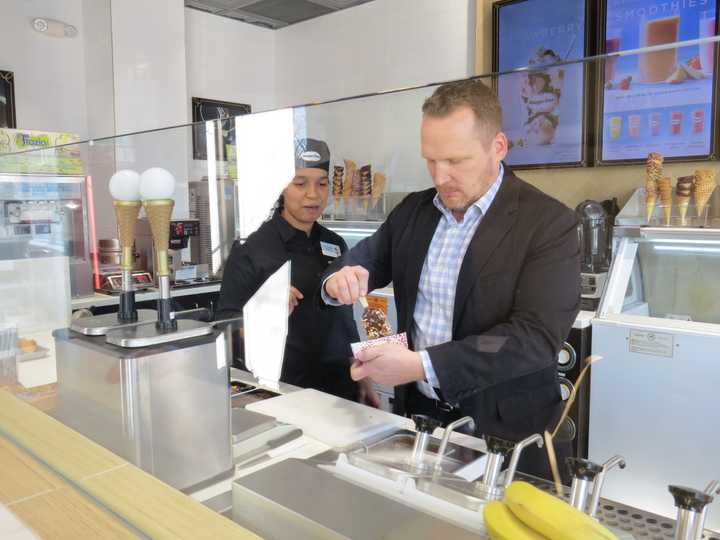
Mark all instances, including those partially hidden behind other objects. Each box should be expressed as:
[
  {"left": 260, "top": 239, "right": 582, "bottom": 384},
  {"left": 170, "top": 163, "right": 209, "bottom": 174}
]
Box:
[
  {"left": 590, "top": 222, "right": 720, "bottom": 531},
  {"left": 0, "top": 174, "right": 93, "bottom": 297}
]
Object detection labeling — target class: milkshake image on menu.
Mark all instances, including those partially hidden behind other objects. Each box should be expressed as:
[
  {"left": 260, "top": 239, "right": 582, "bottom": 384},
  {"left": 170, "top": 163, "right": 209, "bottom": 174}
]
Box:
[
  {"left": 610, "top": 116, "right": 622, "bottom": 139},
  {"left": 692, "top": 109, "right": 705, "bottom": 133},
  {"left": 629, "top": 115, "right": 641, "bottom": 137},
  {"left": 699, "top": 10, "right": 716, "bottom": 76},
  {"left": 650, "top": 112, "right": 662, "bottom": 136},
  {"left": 671, "top": 111, "right": 683, "bottom": 135},
  {"left": 639, "top": 14, "right": 680, "bottom": 83}
]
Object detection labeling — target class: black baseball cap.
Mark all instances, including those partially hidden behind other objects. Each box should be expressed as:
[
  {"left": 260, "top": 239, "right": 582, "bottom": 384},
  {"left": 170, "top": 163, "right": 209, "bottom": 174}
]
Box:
[{"left": 294, "top": 138, "right": 330, "bottom": 172}]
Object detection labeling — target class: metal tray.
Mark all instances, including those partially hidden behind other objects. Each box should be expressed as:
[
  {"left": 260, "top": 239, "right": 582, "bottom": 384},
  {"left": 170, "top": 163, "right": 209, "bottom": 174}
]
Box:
[{"left": 347, "top": 430, "right": 483, "bottom": 480}]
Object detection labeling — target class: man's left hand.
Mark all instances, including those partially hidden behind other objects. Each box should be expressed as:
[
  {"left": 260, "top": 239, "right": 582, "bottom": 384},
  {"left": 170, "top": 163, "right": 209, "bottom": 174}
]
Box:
[{"left": 350, "top": 343, "right": 425, "bottom": 386}]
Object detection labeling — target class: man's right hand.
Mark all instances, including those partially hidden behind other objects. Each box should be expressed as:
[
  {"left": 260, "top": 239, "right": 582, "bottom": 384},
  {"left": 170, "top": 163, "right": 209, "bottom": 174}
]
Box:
[{"left": 324, "top": 265, "right": 370, "bottom": 304}]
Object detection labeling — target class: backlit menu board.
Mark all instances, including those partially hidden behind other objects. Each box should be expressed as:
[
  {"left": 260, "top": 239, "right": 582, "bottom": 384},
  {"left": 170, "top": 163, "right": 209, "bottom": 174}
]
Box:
[
  {"left": 494, "top": 0, "right": 588, "bottom": 168},
  {"left": 600, "top": 0, "right": 717, "bottom": 162}
]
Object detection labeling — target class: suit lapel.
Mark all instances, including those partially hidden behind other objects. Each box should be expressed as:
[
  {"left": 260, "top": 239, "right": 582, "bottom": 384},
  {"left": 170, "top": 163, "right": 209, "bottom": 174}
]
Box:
[
  {"left": 404, "top": 199, "right": 441, "bottom": 335},
  {"left": 452, "top": 170, "right": 520, "bottom": 333}
]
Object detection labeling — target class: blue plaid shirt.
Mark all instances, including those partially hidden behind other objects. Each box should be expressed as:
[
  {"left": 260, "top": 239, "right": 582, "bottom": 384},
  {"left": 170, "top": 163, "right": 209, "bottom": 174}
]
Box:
[{"left": 416, "top": 164, "right": 504, "bottom": 400}]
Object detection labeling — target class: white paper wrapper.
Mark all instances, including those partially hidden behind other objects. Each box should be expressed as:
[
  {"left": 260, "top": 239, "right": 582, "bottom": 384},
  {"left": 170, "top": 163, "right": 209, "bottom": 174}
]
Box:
[{"left": 351, "top": 332, "right": 408, "bottom": 359}]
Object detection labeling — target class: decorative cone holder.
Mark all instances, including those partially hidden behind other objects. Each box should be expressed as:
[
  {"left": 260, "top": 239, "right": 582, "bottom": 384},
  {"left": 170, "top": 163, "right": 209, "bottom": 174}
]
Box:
[
  {"left": 143, "top": 199, "right": 177, "bottom": 332},
  {"left": 113, "top": 200, "right": 141, "bottom": 322}
]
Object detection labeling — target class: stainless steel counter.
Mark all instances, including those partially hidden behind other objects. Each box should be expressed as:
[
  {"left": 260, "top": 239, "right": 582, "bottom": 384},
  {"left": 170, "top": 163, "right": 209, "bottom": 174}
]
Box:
[{"left": 233, "top": 458, "right": 483, "bottom": 539}]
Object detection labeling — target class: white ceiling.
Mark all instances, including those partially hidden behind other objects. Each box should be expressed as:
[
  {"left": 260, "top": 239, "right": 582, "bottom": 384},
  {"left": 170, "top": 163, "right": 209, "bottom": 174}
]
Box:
[{"left": 185, "top": 0, "right": 375, "bottom": 29}]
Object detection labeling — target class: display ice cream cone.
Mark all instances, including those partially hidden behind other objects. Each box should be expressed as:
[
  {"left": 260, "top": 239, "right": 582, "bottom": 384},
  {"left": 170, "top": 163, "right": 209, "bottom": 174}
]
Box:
[
  {"left": 332, "top": 165, "right": 344, "bottom": 212},
  {"left": 677, "top": 196, "right": 690, "bottom": 225},
  {"left": 343, "top": 159, "right": 356, "bottom": 202},
  {"left": 646, "top": 152, "right": 664, "bottom": 184},
  {"left": 359, "top": 165, "right": 371, "bottom": 214},
  {"left": 658, "top": 176, "right": 672, "bottom": 225},
  {"left": 371, "top": 172, "right": 386, "bottom": 210},
  {"left": 113, "top": 200, "right": 141, "bottom": 269},
  {"left": 645, "top": 194, "right": 657, "bottom": 222},
  {"left": 644, "top": 152, "right": 663, "bottom": 223},
  {"left": 143, "top": 199, "right": 174, "bottom": 276},
  {"left": 694, "top": 169, "right": 717, "bottom": 217},
  {"left": 675, "top": 175, "right": 694, "bottom": 226}
]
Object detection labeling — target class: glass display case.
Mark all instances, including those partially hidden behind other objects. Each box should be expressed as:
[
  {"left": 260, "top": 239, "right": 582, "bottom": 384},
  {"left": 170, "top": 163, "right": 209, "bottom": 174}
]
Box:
[{"left": 2, "top": 41, "right": 720, "bottom": 538}]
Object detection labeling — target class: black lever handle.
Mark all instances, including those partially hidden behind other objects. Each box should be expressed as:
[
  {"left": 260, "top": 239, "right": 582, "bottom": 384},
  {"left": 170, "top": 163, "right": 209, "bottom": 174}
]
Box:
[
  {"left": 412, "top": 414, "right": 441, "bottom": 434},
  {"left": 669, "top": 485, "right": 713, "bottom": 512},
  {"left": 484, "top": 435, "right": 516, "bottom": 456},
  {"left": 566, "top": 457, "right": 603, "bottom": 481}
]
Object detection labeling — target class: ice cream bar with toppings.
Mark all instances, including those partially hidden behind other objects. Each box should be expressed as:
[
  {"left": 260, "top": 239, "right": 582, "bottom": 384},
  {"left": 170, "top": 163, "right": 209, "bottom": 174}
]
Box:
[{"left": 361, "top": 307, "right": 393, "bottom": 339}]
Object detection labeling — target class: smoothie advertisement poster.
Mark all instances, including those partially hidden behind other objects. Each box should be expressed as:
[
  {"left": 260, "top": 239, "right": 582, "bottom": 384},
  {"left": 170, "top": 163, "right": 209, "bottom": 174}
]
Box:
[
  {"left": 494, "top": 0, "right": 588, "bottom": 167},
  {"left": 600, "top": 0, "right": 718, "bottom": 162}
]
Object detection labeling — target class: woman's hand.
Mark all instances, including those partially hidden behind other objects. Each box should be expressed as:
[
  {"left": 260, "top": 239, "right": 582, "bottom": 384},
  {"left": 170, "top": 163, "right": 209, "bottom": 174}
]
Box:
[{"left": 288, "top": 286, "right": 304, "bottom": 315}]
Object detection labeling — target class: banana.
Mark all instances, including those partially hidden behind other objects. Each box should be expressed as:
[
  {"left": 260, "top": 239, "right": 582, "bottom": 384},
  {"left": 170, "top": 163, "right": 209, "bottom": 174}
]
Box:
[
  {"left": 484, "top": 500, "right": 548, "bottom": 540},
  {"left": 505, "top": 481, "right": 618, "bottom": 540}
]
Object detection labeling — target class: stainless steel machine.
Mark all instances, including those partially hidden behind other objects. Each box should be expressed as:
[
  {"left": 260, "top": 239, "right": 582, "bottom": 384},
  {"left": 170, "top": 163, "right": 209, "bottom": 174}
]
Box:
[{"left": 54, "top": 327, "right": 233, "bottom": 491}]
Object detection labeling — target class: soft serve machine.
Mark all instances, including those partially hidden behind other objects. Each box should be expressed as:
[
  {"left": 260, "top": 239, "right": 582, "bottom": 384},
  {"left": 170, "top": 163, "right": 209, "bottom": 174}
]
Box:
[{"left": 55, "top": 168, "right": 232, "bottom": 491}]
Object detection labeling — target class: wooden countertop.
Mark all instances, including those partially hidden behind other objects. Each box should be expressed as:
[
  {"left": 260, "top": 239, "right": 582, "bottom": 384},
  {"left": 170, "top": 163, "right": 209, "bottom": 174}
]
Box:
[
  {"left": 0, "top": 389, "right": 262, "bottom": 540},
  {"left": 0, "top": 436, "right": 139, "bottom": 539}
]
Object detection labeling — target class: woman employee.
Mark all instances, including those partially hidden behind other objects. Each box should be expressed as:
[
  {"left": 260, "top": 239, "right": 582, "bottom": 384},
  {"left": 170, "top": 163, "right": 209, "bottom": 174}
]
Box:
[{"left": 217, "top": 139, "right": 375, "bottom": 404}]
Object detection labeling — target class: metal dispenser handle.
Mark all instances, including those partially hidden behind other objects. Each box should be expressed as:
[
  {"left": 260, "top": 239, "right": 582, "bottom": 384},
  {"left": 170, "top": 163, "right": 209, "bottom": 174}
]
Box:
[
  {"left": 669, "top": 485, "right": 714, "bottom": 540},
  {"left": 434, "top": 416, "right": 475, "bottom": 471},
  {"left": 588, "top": 455, "right": 626, "bottom": 518},
  {"left": 473, "top": 434, "right": 542, "bottom": 502},
  {"left": 696, "top": 481, "right": 720, "bottom": 540},
  {"left": 504, "top": 434, "right": 544, "bottom": 488},
  {"left": 566, "top": 458, "right": 603, "bottom": 513}
]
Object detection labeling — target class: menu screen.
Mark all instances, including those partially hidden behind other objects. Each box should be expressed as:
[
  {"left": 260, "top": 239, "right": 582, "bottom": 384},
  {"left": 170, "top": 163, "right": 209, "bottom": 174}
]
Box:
[
  {"left": 601, "top": 0, "right": 717, "bottom": 161},
  {"left": 496, "top": 0, "right": 587, "bottom": 167}
]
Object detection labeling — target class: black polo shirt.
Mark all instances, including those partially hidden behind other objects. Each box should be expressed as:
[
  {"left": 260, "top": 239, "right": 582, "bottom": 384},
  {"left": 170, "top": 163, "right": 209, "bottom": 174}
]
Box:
[{"left": 217, "top": 213, "right": 359, "bottom": 398}]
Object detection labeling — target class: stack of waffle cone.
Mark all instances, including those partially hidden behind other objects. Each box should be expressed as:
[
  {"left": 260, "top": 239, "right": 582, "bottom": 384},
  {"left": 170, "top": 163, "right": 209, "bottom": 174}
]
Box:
[
  {"left": 645, "top": 152, "right": 663, "bottom": 222},
  {"left": 113, "top": 200, "right": 141, "bottom": 269},
  {"left": 676, "top": 175, "right": 694, "bottom": 226},
  {"left": 143, "top": 199, "right": 174, "bottom": 277},
  {"left": 657, "top": 177, "right": 673, "bottom": 225},
  {"left": 694, "top": 169, "right": 717, "bottom": 217}
]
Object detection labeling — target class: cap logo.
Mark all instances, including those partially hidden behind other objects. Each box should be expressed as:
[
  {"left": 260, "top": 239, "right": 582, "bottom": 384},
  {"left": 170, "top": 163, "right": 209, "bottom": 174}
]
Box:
[{"left": 301, "top": 150, "right": 322, "bottom": 162}]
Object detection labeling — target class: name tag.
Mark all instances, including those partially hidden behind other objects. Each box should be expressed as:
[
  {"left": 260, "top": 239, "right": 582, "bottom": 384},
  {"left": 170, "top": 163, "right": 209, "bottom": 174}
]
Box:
[{"left": 320, "top": 241, "right": 341, "bottom": 258}]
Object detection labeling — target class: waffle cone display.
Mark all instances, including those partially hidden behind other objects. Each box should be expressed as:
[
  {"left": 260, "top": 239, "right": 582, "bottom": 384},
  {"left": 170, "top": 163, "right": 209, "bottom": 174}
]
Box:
[
  {"left": 113, "top": 200, "right": 141, "bottom": 269},
  {"left": 113, "top": 200, "right": 141, "bottom": 248},
  {"left": 645, "top": 152, "right": 663, "bottom": 222},
  {"left": 676, "top": 175, "right": 694, "bottom": 226},
  {"left": 694, "top": 169, "right": 717, "bottom": 217},
  {"left": 657, "top": 176, "right": 673, "bottom": 225},
  {"left": 343, "top": 159, "right": 356, "bottom": 201},
  {"left": 359, "top": 165, "right": 371, "bottom": 212},
  {"left": 371, "top": 172, "right": 386, "bottom": 209},
  {"left": 143, "top": 199, "right": 174, "bottom": 276}
]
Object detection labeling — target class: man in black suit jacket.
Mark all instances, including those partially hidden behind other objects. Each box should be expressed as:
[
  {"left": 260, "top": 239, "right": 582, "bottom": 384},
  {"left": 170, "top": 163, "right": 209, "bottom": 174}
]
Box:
[{"left": 323, "top": 79, "right": 580, "bottom": 479}]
